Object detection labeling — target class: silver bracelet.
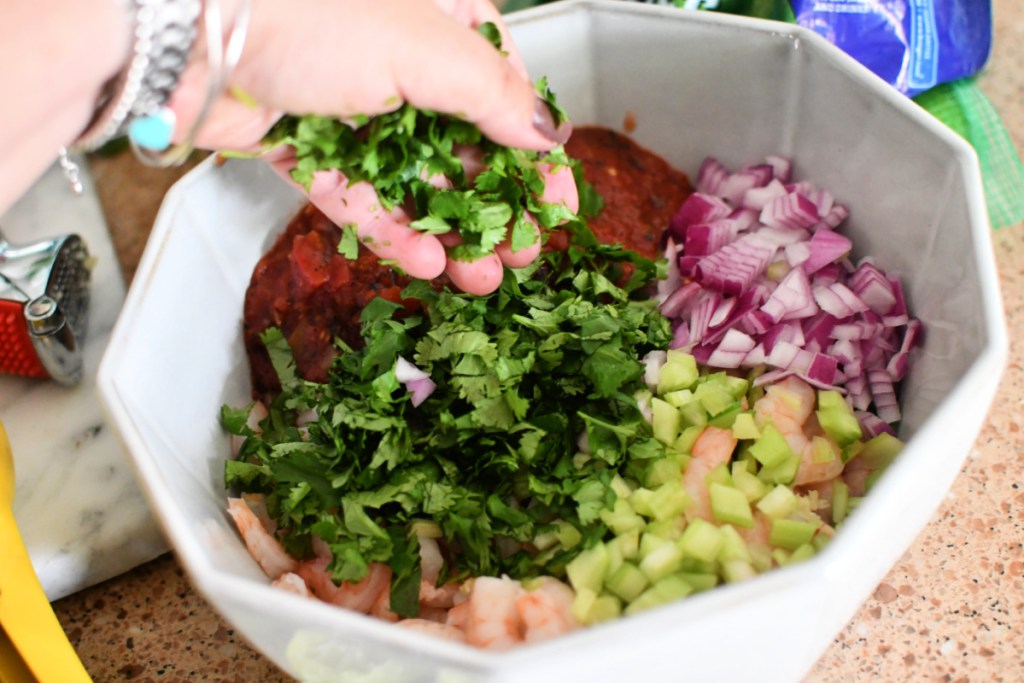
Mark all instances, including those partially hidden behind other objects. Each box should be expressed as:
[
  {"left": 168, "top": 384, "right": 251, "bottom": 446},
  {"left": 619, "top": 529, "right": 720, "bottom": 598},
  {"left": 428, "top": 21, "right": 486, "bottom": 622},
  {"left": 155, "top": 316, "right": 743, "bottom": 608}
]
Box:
[
  {"left": 130, "top": 0, "right": 252, "bottom": 167},
  {"left": 71, "top": 0, "right": 202, "bottom": 153}
]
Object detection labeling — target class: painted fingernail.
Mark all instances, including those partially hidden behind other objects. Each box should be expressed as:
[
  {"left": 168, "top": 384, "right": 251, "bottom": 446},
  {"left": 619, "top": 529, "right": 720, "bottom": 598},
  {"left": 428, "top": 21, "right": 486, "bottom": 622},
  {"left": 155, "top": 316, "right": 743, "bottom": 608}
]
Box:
[{"left": 533, "top": 96, "right": 572, "bottom": 145}]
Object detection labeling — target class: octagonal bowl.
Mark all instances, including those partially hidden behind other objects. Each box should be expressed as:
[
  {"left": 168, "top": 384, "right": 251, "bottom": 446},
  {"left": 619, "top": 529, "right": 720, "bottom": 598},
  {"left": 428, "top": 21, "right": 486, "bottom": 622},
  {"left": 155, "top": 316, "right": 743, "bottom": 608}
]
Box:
[{"left": 97, "top": 2, "right": 1007, "bottom": 681}]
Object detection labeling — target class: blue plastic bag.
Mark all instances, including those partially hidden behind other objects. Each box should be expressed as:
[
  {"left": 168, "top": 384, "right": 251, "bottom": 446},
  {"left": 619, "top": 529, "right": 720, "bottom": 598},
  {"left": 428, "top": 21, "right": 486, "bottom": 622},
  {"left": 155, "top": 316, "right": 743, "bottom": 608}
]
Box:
[
  {"left": 789, "top": 0, "right": 992, "bottom": 95},
  {"left": 628, "top": 0, "right": 992, "bottom": 96}
]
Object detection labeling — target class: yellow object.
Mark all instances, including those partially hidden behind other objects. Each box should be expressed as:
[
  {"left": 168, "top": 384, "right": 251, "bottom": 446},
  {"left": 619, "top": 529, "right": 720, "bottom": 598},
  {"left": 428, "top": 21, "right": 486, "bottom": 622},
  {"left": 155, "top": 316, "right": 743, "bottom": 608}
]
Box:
[{"left": 0, "top": 420, "right": 92, "bottom": 682}]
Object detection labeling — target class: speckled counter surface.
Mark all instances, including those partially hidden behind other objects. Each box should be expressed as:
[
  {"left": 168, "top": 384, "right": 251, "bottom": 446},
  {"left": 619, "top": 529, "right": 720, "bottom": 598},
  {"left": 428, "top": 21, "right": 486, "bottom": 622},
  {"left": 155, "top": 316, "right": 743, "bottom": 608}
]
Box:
[{"left": 52, "top": 2, "right": 1024, "bottom": 681}]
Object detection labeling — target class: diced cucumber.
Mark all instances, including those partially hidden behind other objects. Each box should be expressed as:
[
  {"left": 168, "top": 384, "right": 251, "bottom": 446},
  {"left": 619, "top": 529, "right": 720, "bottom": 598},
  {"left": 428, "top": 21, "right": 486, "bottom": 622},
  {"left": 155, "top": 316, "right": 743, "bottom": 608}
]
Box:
[
  {"left": 588, "top": 594, "right": 623, "bottom": 624},
  {"left": 639, "top": 541, "right": 684, "bottom": 582},
  {"left": 695, "top": 382, "right": 736, "bottom": 418},
  {"left": 677, "top": 399, "right": 709, "bottom": 430},
  {"left": 652, "top": 398, "right": 682, "bottom": 446},
  {"left": 756, "top": 484, "right": 799, "bottom": 519},
  {"left": 708, "top": 402, "right": 743, "bottom": 429},
  {"left": 565, "top": 544, "right": 609, "bottom": 593},
  {"left": 645, "top": 516, "right": 686, "bottom": 541},
  {"left": 756, "top": 452, "right": 800, "bottom": 485},
  {"left": 648, "top": 480, "right": 691, "bottom": 522},
  {"left": 610, "top": 474, "right": 635, "bottom": 499},
  {"left": 841, "top": 439, "right": 863, "bottom": 464},
  {"left": 706, "top": 461, "right": 733, "bottom": 487},
  {"left": 662, "top": 388, "right": 695, "bottom": 409},
  {"left": 630, "top": 487, "right": 657, "bottom": 518},
  {"left": 832, "top": 479, "right": 850, "bottom": 525},
  {"left": 731, "top": 412, "right": 761, "bottom": 440},
  {"left": 769, "top": 518, "right": 818, "bottom": 551},
  {"left": 624, "top": 575, "right": 693, "bottom": 615},
  {"left": 533, "top": 529, "right": 559, "bottom": 552},
  {"left": 816, "top": 390, "right": 862, "bottom": 447},
  {"left": 678, "top": 518, "right": 725, "bottom": 563},
  {"left": 673, "top": 426, "right": 704, "bottom": 454},
  {"left": 787, "top": 543, "right": 817, "bottom": 565},
  {"left": 555, "top": 520, "right": 583, "bottom": 549},
  {"left": 722, "top": 559, "right": 757, "bottom": 583},
  {"left": 709, "top": 483, "right": 754, "bottom": 528},
  {"left": 605, "top": 562, "right": 649, "bottom": 602},
  {"left": 644, "top": 457, "right": 684, "bottom": 488},
  {"left": 678, "top": 572, "right": 719, "bottom": 592},
  {"left": 639, "top": 531, "right": 671, "bottom": 559},
  {"left": 610, "top": 530, "right": 640, "bottom": 562},
  {"left": 571, "top": 587, "right": 597, "bottom": 624},
  {"left": 716, "top": 524, "right": 752, "bottom": 563},
  {"left": 731, "top": 461, "right": 769, "bottom": 502},
  {"left": 855, "top": 432, "right": 904, "bottom": 470},
  {"left": 748, "top": 424, "right": 794, "bottom": 468},
  {"left": 658, "top": 351, "right": 699, "bottom": 394},
  {"left": 600, "top": 499, "right": 646, "bottom": 535}
]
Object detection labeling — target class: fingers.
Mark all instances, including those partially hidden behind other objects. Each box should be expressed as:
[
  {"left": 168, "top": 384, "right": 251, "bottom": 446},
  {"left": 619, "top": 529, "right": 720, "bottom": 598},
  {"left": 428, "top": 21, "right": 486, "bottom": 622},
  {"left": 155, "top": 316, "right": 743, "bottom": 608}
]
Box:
[
  {"left": 495, "top": 213, "right": 542, "bottom": 269},
  {"left": 540, "top": 163, "right": 580, "bottom": 216},
  {"left": 236, "top": 0, "right": 570, "bottom": 152},
  {"left": 267, "top": 153, "right": 448, "bottom": 280},
  {"left": 445, "top": 253, "right": 506, "bottom": 295}
]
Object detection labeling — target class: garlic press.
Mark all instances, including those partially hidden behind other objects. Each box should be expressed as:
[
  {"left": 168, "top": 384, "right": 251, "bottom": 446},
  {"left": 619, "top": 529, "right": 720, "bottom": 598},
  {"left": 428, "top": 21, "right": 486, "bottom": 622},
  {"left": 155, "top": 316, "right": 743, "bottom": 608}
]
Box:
[{"left": 0, "top": 229, "right": 91, "bottom": 386}]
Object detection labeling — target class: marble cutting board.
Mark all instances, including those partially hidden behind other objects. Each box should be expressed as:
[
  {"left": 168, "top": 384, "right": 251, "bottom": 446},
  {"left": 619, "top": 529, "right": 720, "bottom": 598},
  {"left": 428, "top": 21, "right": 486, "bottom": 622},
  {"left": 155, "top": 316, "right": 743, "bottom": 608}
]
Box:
[{"left": 0, "top": 157, "right": 167, "bottom": 601}]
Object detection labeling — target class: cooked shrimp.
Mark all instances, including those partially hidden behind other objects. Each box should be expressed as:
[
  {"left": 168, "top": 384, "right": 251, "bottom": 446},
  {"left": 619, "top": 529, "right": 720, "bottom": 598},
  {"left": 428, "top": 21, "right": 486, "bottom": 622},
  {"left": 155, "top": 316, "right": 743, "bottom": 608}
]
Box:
[
  {"left": 272, "top": 572, "right": 314, "bottom": 598},
  {"left": 463, "top": 576, "right": 524, "bottom": 650},
  {"left": 446, "top": 598, "right": 471, "bottom": 631},
  {"left": 417, "top": 536, "right": 461, "bottom": 608},
  {"left": 684, "top": 426, "right": 737, "bottom": 522},
  {"left": 794, "top": 428, "right": 844, "bottom": 487},
  {"left": 516, "top": 577, "right": 577, "bottom": 643},
  {"left": 369, "top": 581, "right": 399, "bottom": 622},
  {"left": 296, "top": 539, "right": 392, "bottom": 614},
  {"left": 395, "top": 619, "right": 467, "bottom": 643},
  {"left": 753, "top": 376, "right": 816, "bottom": 455},
  {"left": 842, "top": 467, "right": 871, "bottom": 497},
  {"left": 227, "top": 497, "right": 297, "bottom": 580}
]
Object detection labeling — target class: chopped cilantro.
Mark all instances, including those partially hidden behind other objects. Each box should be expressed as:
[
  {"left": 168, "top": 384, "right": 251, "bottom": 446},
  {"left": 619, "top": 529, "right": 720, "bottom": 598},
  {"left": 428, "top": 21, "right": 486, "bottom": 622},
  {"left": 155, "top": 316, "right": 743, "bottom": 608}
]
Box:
[{"left": 223, "top": 224, "right": 672, "bottom": 614}]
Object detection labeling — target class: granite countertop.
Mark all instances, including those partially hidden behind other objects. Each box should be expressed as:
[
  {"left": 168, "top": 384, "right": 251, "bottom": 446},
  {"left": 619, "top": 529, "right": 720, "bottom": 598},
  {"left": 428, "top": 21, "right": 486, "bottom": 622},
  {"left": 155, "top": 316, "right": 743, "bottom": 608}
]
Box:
[{"left": 40, "top": 2, "right": 1024, "bottom": 680}]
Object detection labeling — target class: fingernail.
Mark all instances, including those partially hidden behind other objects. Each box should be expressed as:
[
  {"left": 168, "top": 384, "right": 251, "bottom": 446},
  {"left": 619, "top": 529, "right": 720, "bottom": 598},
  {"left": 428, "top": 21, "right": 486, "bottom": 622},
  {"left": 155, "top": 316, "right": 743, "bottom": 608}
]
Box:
[{"left": 533, "top": 96, "right": 572, "bottom": 145}]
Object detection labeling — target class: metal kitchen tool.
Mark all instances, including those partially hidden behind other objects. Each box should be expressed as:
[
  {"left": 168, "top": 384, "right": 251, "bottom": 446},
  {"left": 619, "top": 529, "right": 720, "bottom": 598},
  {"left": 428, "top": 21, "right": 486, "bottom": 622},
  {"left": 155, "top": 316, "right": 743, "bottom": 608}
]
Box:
[
  {"left": 0, "top": 420, "right": 93, "bottom": 681},
  {"left": 0, "top": 229, "right": 91, "bottom": 385}
]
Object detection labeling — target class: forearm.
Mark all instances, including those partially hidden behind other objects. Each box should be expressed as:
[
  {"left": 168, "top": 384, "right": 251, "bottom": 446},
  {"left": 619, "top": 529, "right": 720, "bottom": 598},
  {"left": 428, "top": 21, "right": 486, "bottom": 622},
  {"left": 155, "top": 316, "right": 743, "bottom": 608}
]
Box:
[{"left": 0, "top": 0, "right": 129, "bottom": 213}]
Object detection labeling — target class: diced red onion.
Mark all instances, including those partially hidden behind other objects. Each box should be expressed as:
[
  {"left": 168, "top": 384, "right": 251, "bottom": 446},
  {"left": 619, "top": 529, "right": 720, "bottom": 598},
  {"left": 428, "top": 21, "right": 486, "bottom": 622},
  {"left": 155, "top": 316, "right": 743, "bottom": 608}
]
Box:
[
  {"left": 760, "top": 192, "right": 821, "bottom": 230},
  {"left": 395, "top": 356, "right": 430, "bottom": 383},
  {"left": 660, "top": 280, "right": 703, "bottom": 319},
  {"left": 670, "top": 322, "right": 691, "bottom": 350},
  {"left": 696, "top": 157, "right": 730, "bottom": 196},
  {"left": 813, "top": 203, "right": 849, "bottom": 231},
  {"left": 668, "top": 192, "right": 732, "bottom": 241},
  {"left": 802, "top": 228, "right": 853, "bottom": 275},
  {"left": 868, "top": 368, "right": 901, "bottom": 423},
  {"left": 407, "top": 377, "right": 437, "bottom": 407},
  {"left": 856, "top": 410, "right": 897, "bottom": 438},
  {"left": 719, "top": 165, "right": 772, "bottom": 205},
  {"left": 761, "top": 267, "right": 818, "bottom": 322},
  {"left": 764, "top": 155, "right": 792, "bottom": 183},
  {"left": 685, "top": 220, "right": 734, "bottom": 257},
  {"left": 642, "top": 350, "right": 667, "bottom": 389},
  {"left": 785, "top": 241, "right": 812, "bottom": 268},
  {"left": 742, "top": 178, "right": 788, "bottom": 211},
  {"left": 696, "top": 233, "right": 777, "bottom": 296},
  {"left": 707, "top": 329, "right": 756, "bottom": 368}
]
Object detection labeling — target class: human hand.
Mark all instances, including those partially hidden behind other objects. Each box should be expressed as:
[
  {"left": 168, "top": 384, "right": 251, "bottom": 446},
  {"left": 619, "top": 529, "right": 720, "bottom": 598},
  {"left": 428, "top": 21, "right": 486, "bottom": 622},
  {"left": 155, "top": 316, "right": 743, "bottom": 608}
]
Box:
[{"left": 168, "top": 0, "right": 576, "bottom": 294}]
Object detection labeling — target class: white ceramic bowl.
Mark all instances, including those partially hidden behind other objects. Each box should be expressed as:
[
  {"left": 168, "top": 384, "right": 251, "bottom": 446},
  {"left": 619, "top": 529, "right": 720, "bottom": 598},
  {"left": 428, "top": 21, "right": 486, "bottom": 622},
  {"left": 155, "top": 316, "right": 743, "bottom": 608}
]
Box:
[{"left": 98, "top": 2, "right": 1007, "bottom": 681}]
